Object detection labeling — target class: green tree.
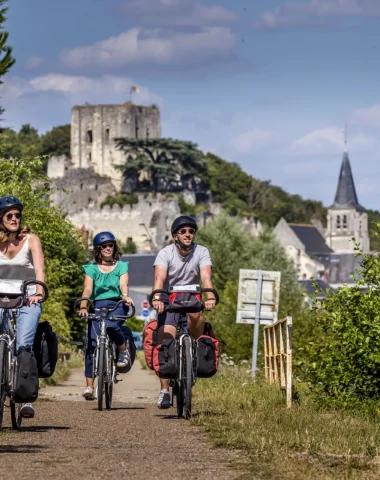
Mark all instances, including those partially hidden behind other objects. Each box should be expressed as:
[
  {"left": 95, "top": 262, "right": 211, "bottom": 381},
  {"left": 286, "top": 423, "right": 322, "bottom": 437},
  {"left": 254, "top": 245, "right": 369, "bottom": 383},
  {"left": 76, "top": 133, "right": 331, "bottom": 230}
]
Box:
[
  {"left": 196, "top": 214, "right": 306, "bottom": 361},
  {"left": 115, "top": 138, "right": 207, "bottom": 193},
  {"left": 0, "top": 156, "right": 86, "bottom": 337},
  {"left": 17, "top": 124, "right": 42, "bottom": 158},
  {"left": 41, "top": 124, "right": 71, "bottom": 158},
  {"left": 0, "top": 0, "right": 15, "bottom": 116}
]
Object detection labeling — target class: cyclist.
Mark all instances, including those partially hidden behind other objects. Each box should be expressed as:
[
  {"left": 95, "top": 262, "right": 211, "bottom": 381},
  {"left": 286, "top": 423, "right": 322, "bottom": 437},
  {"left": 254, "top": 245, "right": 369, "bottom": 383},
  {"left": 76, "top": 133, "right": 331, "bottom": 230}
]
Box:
[
  {"left": 0, "top": 195, "right": 45, "bottom": 419},
  {"left": 152, "top": 215, "right": 216, "bottom": 408},
  {"left": 78, "top": 231, "right": 135, "bottom": 400}
]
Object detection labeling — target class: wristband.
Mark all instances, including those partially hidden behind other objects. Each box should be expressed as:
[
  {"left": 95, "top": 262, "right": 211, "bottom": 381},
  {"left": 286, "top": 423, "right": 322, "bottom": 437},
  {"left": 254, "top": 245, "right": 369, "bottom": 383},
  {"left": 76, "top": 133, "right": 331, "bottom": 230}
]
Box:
[
  {"left": 35, "top": 293, "right": 43, "bottom": 297},
  {"left": 206, "top": 298, "right": 216, "bottom": 301},
  {"left": 122, "top": 293, "right": 129, "bottom": 297}
]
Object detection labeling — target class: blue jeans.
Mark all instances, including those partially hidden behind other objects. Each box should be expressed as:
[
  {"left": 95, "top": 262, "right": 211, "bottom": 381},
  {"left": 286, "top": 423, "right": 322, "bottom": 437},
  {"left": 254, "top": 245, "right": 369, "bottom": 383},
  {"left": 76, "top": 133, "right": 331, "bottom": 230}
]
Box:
[
  {"left": 0, "top": 303, "right": 42, "bottom": 353},
  {"left": 84, "top": 300, "right": 128, "bottom": 378}
]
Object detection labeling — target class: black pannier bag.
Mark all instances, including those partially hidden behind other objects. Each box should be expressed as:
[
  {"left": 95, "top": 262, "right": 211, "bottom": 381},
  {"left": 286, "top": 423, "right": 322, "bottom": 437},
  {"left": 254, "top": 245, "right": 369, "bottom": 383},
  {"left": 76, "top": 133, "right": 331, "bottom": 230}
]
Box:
[
  {"left": 120, "top": 325, "right": 136, "bottom": 373},
  {"left": 196, "top": 335, "right": 219, "bottom": 378},
  {"left": 33, "top": 321, "right": 58, "bottom": 378},
  {"left": 13, "top": 349, "right": 39, "bottom": 403},
  {"left": 168, "top": 292, "right": 203, "bottom": 313},
  {"left": 153, "top": 338, "right": 178, "bottom": 378}
]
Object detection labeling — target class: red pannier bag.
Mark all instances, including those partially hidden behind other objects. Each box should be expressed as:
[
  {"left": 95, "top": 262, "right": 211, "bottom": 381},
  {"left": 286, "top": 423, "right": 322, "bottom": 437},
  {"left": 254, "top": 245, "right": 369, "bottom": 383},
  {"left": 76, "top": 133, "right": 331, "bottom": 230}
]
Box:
[
  {"left": 153, "top": 338, "right": 178, "bottom": 378},
  {"left": 143, "top": 319, "right": 159, "bottom": 370},
  {"left": 196, "top": 335, "right": 219, "bottom": 378}
]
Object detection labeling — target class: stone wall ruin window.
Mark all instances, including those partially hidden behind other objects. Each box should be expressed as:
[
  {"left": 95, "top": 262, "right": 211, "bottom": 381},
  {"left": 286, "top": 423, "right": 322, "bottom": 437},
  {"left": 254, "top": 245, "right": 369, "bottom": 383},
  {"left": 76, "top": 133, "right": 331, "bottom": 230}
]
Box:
[
  {"left": 105, "top": 128, "right": 110, "bottom": 141},
  {"left": 146, "top": 127, "right": 150, "bottom": 139},
  {"left": 342, "top": 215, "right": 347, "bottom": 229},
  {"left": 87, "top": 130, "right": 93, "bottom": 143},
  {"left": 88, "top": 152, "right": 92, "bottom": 162},
  {"left": 336, "top": 215, "right": 341, "bottom": 229}
]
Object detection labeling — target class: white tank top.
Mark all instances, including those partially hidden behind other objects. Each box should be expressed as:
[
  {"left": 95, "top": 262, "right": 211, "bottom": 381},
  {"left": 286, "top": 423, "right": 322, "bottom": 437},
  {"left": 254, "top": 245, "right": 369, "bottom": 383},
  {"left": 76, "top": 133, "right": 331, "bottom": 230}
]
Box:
[{"left": 0, "top": 235, "right": 36, "bottom": 295}]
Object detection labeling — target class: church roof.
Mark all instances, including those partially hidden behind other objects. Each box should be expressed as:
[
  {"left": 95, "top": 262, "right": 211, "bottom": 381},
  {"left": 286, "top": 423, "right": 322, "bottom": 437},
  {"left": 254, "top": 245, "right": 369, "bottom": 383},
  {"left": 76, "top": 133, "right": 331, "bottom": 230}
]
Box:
[
  {"left": 288, "top": 224, "right": 333, "bottom": 256},
  {"left": 330, "top": 151, "right": 365, "bottom": 212}
]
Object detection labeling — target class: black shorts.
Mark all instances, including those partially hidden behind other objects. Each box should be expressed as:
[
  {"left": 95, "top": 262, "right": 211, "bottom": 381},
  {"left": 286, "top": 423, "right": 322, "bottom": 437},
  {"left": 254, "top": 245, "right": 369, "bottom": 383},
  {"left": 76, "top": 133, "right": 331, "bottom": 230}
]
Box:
[{"left": 157, "top": 311, "right": 182, "bottom": 328}]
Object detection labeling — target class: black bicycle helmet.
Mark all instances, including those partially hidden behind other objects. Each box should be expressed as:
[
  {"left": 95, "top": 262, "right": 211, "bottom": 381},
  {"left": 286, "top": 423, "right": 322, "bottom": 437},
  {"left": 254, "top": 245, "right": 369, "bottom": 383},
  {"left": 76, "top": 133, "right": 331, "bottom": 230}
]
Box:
[
  {"left": 170, "top": 216, "right": 198, "bottom": 236},
  {"left": 0, "top": 196, "right": 24, "bottom": 217},
  {"left": 93, "top": 231, "right": 116, "bottom": 248}
]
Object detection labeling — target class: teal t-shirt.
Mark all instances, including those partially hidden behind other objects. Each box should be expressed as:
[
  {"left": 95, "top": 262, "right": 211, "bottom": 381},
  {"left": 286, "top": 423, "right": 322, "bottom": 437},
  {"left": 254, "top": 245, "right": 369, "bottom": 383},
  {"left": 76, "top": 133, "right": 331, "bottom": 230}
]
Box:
[{"left": 82, "top": 261, "right": 129, "bottom": 301}]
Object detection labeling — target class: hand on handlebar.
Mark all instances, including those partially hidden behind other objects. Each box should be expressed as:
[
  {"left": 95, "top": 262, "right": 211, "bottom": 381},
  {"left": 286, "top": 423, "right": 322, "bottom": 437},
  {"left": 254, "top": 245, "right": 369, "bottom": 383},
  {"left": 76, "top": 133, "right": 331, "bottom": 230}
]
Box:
[
  {"left": 26, "top": 295, "right": 43, "bottom": 307},
  {"left": 204, "top": 298, "right": 216, "bottom": 311},
  {"left": 123, "top": 296, "right": 134, "bottom": 306},
  {"left": 77, "top": 307, "right": 88, "bottom": 317},
  {"left": 152, "top": 300, "right": 165, "bottom": 314}
]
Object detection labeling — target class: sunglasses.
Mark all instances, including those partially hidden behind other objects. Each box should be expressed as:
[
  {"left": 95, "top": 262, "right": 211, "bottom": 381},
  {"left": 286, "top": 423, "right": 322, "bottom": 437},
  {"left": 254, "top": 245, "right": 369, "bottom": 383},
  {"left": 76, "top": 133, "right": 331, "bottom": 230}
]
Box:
[
  {"left": 177, "top": 228, "right": 195, "bottom": 235},
  {"left": 100, "top": 242, "right": 115, "bottom": 250},
  {"left": 4, "top": 212, "right": 22, "bottom": 221}
]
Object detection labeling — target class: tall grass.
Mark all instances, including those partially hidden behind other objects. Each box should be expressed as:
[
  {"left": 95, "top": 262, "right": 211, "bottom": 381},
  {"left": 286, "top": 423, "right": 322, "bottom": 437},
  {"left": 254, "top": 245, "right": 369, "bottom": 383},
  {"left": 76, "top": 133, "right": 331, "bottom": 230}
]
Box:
[{"left": 192, "top": 367, "right": 380, "bottom": 479}]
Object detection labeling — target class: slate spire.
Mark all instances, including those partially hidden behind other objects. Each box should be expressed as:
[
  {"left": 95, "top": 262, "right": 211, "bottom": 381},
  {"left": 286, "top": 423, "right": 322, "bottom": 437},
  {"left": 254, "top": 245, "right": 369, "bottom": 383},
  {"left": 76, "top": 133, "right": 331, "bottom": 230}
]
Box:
[{"left": 331, "top": 151, "right": 365, "bottom": 211}]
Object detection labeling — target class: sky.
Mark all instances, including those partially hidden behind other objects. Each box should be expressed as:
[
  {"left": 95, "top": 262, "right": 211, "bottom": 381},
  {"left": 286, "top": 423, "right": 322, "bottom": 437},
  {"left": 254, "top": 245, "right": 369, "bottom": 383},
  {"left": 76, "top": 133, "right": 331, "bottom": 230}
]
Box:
[{"left": 3, "top": 0, "right": 380, "bottom": 209}]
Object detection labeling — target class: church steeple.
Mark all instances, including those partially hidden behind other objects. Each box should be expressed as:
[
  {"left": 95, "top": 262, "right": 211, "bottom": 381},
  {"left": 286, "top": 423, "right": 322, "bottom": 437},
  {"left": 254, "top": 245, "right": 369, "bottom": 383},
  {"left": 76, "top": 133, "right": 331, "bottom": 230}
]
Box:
[{"left": 330, "top": 151, "right": 365, "bottom": 212}]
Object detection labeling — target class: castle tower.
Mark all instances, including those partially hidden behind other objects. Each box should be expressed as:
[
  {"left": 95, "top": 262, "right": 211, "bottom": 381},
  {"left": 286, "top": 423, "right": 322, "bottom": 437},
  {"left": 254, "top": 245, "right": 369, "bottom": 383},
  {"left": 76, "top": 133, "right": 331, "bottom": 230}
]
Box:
[
  {"left": 70, "top": 103, "right": 161, "bottom": 190},
  {"left": 325, "top": 150, "right": 369, "bottom": 253}
]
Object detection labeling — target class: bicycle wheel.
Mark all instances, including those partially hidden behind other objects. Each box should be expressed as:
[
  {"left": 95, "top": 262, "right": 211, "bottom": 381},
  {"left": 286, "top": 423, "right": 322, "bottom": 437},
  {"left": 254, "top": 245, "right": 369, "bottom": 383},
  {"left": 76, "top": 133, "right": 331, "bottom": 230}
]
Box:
[
  {"left": 105, "top": 345, "right": 114, "bottom": 410},
  {"left": 0, "top": 341, "right": 7, "bottom": 429},
  {"left": 175, "top": 379, "right": 184, "bottom": 418},
  {"left": 182, "top": 336, "right": 193, "bottom": 419},
  {"left": 10, "top": 400, "right": 22, "bottom": 430},
  {"left": 97, "top": 343, "right": 105, "bottom": 411}
]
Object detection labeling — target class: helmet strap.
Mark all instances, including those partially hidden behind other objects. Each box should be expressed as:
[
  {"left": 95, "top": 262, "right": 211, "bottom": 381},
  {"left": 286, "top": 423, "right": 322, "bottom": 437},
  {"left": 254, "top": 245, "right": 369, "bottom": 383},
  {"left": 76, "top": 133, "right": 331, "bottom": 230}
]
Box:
[{"left": 174, "top": 239, "right": 194, "bottom": 253}]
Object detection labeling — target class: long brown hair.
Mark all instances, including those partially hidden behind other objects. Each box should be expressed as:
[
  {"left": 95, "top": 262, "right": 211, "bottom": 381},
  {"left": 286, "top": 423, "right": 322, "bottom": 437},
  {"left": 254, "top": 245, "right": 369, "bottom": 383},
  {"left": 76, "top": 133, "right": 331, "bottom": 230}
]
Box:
[
  {"left": 0, "top": 211, "right": 31, "bottom": 244},
  {"left": 92, "top": 242, "right": 122, "bottom": 264}
]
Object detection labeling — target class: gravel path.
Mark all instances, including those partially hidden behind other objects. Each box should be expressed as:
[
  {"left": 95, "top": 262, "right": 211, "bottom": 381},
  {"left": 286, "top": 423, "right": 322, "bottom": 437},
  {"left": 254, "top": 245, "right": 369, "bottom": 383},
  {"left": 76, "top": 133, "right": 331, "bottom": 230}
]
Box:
[{"left": 0, "top": 361, "right": 245, "bottom": 479}]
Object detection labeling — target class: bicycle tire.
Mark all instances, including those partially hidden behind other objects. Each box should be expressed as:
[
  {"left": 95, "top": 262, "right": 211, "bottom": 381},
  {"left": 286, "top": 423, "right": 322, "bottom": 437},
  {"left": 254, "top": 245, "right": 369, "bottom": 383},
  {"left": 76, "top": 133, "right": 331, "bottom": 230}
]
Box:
[
  {"left": 183, "top": 336, "right": 192, "bottom": 419},
  {"left": 97, "top": 343, "right": 105, "bottom": 411},
  {"left": 10, "top": 400, "right": 22, "bottom": 430},
  {"left": 105, "top": 345, "right": 114, "bottom": 410},
  {"left": 0, "top": 341, "right": 7, "bottom": 429},
  {"left": 175, "top": 379, "right": 184, "bottom": 418}
]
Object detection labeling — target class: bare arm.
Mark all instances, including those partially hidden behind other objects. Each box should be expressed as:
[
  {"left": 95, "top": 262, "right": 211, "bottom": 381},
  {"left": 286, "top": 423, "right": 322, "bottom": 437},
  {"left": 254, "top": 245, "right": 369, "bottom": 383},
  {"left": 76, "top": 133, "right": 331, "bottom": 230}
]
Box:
[
  {"left": 79, "top": 275, "right": 94, "bottom": 314},
  {"left": 200, "top": 265, "right": 216, "bottom": 310},
  {"left": 29, "top": 234, "right": 45, "bottom": 297},
  {"left": 120, "top": 272, "right": 134, "bottom": 305},
  {"left": 152, "top": 265, "right": 167, "bottom": 313}
]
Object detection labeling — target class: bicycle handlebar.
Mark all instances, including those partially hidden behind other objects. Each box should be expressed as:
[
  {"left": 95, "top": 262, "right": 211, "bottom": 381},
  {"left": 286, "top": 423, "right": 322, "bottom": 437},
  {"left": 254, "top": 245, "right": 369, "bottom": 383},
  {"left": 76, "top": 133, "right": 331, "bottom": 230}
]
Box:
[
  {"left": 24, "top": 280, "right": 49, "bottom": 303},
  {"left": 149, "top": 287, "right": 219, "bottom": 310},
  {"left": 74, "top": 297, "right": 136, "bottom": 319}
]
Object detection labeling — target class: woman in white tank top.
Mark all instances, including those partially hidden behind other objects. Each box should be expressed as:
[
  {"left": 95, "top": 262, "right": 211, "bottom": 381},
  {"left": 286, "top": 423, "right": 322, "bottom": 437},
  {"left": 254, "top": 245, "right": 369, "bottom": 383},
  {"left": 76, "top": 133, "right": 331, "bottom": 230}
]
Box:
[{"left": 0, "top": 195, "right": 45, "bottom": 419}]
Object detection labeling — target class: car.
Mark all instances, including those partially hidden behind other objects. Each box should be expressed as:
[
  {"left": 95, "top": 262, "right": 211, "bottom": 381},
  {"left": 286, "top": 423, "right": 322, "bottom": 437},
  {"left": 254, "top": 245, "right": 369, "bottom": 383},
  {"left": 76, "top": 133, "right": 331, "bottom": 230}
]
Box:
[{"left": 132, "top": 331, "right": 143, "bottom": 350}]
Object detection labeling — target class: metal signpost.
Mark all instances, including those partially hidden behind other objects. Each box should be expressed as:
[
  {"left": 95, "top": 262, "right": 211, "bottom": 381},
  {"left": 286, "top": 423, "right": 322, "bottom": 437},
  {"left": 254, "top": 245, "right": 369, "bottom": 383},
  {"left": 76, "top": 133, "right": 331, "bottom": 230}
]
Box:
[{"left": 236, "top": 269, "right": 281, "bottom": 377}]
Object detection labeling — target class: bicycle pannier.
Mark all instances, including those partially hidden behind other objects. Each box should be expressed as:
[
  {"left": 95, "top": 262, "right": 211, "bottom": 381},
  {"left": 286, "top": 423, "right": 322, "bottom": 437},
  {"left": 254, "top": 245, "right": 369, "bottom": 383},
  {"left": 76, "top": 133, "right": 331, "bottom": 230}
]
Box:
[
  {"left": 196, "top": 335, "right": 219, "bottom": 378},
  {"left": 153, "top": 338, "right": 178, "bottom": 378},
  {"left": 143, "top": 319, "right": 159, "bottom": 370},
  {"left": 33, "top": 321, "right": 59, "bottom": 378},
  {"left": 120, "top": 325, "right": 136, "bottom": 373},
  {"left": 169, "top": 292, "right": 203, "bottom": 313},
  {"left": 13, "top": 348, "right": 39, "bottom": 403}
]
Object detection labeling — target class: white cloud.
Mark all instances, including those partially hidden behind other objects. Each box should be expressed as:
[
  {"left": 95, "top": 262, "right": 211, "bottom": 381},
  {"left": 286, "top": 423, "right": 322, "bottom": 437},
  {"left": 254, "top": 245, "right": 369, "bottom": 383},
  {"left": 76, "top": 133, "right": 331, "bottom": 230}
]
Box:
[
  {"left": 291, "top": 126, "right": 376, "bottom": 155},
  {"left": 24, "top": 56, "right": 44, "bottom": 71},
  {"left": 257, "top": 0, "right": 380, "bottom": 29},
  {"left": 59, "top": 27, "right": 236, "bottom": 69},
  {"left": 230, "top": 129, "right": 280, "bottom": 154},
  {"left": 351, "top": 104, "right": 380, "bottom": 128},
  {"left": 118, "top": 0, "right": 238, "bottom": 27}
]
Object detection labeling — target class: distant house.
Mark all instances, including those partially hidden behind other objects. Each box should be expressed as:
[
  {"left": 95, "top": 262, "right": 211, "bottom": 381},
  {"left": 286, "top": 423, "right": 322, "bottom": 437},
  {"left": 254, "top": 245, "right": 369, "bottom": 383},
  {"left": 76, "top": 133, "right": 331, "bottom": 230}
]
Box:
[
  {"left": 299, "top": 279, "right": 334, "bottom": 307},
  {"left": 275, "top": 147, "right": 370, "bottom": 289}
]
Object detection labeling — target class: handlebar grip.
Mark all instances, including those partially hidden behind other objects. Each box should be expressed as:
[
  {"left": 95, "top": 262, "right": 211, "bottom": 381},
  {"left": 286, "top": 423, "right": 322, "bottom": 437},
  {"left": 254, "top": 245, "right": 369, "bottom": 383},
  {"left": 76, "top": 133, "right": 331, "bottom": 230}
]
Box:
[
  {"left": 23, "top": 280, "right": 49, "bottom": 302},
  {"left": 149, "top": 289, "right": 168, "bottom": 307},
  {"left": 201, "top": 288, "right": 219, "bottom": 305},
  {"left": 74, "top": 297, "right": 95, "bottom": 313}
]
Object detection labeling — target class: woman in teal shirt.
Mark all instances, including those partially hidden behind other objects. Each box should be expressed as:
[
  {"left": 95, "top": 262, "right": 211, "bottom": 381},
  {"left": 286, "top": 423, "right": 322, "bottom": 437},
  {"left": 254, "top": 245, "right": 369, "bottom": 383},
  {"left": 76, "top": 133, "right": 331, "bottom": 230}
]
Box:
[{"left": 78, "top": 231, "right": 134, "bottom": 400}]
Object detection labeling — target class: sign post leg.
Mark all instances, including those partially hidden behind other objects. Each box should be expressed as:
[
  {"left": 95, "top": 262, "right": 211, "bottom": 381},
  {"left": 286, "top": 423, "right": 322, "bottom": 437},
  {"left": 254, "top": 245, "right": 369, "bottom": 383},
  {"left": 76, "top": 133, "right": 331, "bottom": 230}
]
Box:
[{"left": 252, "top": 270, "right": 263, "bottom": 378}]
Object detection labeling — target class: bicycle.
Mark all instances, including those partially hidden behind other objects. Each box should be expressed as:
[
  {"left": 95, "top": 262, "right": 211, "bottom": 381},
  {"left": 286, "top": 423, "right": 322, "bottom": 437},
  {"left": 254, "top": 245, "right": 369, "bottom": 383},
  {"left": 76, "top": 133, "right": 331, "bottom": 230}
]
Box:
[
  {"left": 0, "top": 279, "right": 49, "bottom": 430},
  {"left": 149, "top": 284, "right": 219, "bottom": 419},
  {"left": 74, "top": 297, "right": 135, "bottom": 411}
]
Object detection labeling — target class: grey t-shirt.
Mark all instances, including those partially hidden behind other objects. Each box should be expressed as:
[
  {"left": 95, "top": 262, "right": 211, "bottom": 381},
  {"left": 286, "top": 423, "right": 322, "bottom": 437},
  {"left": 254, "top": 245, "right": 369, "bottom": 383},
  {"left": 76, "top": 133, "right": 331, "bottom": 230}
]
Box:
[{"left": 153, "top": 243, "right": 212, "bottom": 289}]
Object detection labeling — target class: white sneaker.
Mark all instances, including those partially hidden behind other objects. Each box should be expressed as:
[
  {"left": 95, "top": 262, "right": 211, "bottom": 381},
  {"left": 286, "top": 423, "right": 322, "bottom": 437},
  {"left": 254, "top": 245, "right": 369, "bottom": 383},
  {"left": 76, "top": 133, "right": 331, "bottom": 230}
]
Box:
[
  {"left": 117, "top": 349, "right": 131, "bottom": 368},
  {"left": 19, "top": 403, "right": 35, "bottom": 418},
  {"left": 157, "top": 389, "right": 171, "bottom": 409},
  {"left": 83, "top": 386, "right": 95, "bottom": 400}
]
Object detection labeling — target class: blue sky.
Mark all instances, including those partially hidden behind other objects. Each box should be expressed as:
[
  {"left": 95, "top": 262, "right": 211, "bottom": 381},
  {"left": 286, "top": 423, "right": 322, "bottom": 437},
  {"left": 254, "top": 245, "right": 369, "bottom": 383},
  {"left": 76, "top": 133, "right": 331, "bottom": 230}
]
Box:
[{"left": 3, "top": 0, "right": 380, "bottom": 209}]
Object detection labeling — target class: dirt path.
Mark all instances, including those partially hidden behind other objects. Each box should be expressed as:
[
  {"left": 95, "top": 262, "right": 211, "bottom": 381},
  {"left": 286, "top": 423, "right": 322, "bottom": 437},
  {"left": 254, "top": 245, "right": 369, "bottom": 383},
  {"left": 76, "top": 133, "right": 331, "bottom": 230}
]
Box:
[{"left": 0, "top": 361, "right": 244, "bottom": 480}]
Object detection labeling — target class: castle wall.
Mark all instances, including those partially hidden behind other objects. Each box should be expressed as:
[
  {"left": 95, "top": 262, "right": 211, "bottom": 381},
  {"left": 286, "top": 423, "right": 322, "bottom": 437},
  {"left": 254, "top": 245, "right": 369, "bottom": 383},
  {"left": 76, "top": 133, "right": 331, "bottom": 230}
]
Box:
[{"left": 71, "top": 104, "right": 161, "bottom": 190}]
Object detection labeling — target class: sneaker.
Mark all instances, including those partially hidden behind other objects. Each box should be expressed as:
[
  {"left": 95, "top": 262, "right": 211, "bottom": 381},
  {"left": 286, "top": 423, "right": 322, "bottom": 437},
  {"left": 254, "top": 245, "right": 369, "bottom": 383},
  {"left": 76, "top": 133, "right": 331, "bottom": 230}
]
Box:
[
  {"left": 82, "top": 386, "right": 95, "bottom": 400},
  {"left": 117, "top": 349, "right": 131, "bottom": 368},
  {"left": 19, "top": 403, "right": 35, "bottom": 418},
  {"left": 157, "top": 389, "right": 171, "bottom": 409}
]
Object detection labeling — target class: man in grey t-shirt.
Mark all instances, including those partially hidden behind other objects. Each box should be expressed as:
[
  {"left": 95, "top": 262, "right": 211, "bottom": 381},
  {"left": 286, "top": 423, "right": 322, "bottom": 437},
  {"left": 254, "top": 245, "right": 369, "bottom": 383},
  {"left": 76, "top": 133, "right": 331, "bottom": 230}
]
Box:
[{"left": 151, "top": 215, "right": 216, "bottom": 409}]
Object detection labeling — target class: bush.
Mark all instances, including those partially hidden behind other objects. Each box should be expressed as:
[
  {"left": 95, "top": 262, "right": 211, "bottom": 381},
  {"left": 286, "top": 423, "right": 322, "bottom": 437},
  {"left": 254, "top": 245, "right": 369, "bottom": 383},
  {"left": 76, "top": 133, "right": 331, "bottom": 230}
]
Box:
[{"left": 101, "top": 193, "right": 138, "bottom": 208}]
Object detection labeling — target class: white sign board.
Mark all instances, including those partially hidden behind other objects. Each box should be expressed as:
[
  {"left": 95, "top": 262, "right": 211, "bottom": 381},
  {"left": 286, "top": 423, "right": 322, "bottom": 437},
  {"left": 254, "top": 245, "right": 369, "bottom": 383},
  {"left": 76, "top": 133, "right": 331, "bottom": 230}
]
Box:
[{"left": 236, "top": 269, "right": 281, "bottom": 325}]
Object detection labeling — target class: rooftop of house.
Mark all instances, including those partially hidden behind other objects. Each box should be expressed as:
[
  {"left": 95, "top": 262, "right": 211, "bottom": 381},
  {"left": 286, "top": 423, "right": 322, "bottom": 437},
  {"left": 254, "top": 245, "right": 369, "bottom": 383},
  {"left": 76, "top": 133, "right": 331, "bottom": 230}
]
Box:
[
  {"left": 299, "top": 279, "right": 334, "bottom": 298},
  {"left": 288, "top": 223, "right": 333, "bottom": 256}
]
